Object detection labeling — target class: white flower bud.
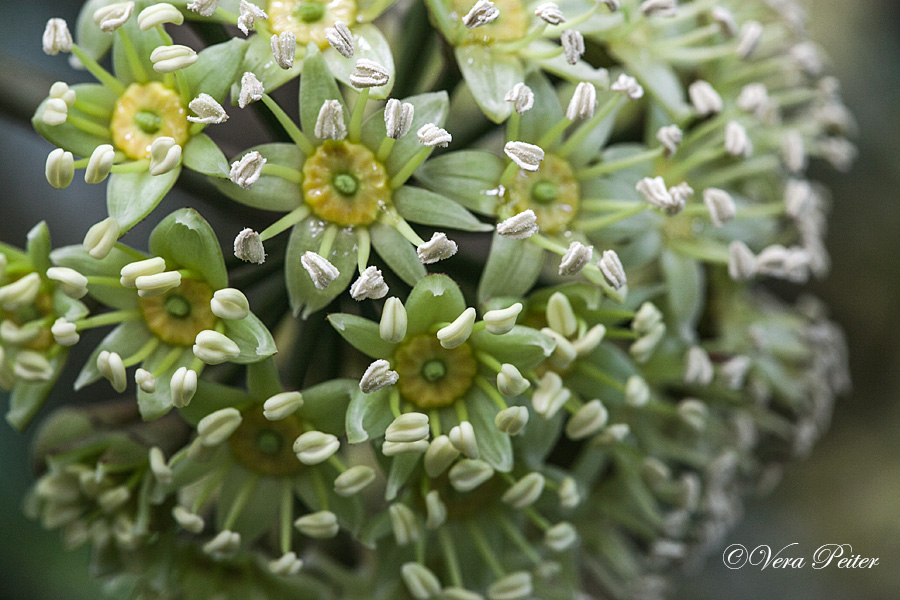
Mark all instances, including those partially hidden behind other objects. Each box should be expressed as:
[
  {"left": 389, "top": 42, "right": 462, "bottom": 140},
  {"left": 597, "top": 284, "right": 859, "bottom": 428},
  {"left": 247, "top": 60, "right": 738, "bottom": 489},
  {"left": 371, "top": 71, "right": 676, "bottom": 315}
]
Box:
[
  {"left": 545, "top": 522, "right": 577, "bottom": 551},
  {"left": 325, "top": 21, "right": 354, "bottom": 58},
  {"left": 710, "top": 6, "right": 737, "bottom": 36},
  {"left": 401, "top": 562, "right": 441, "bottom": 600},
  {"left": 263, "top": 391, "right": 304, "bottom": 420},
  {"left": 462, "top": 0, "right": 500, "bottom": 28},
  {"left": 558, "top": 241, "right": 593, "bottom": 276},
  {"left": 424, "top": 435, "right": 459, "bottom": 477},
  {"left": 42, "top": 98, "right": 68, "bottom": 126},
  {"left": 488, "top": 572, "right": 532, "bottom": 600},
  {"left": 721, "top": 355, "right": 751, "bottom": 390},
  {"left": 599, "top": 249, "right": 626, "bottom": 290},
  {"left": 135, "top": 368, "right": 156, "bottom": 393},
  {"left": 334, "top": 465, "right": 376, "bottom": 497},
  {"left": 230, "top": 150, "right": 266, "bottom": 189},
  {"left": 424, "top": 490, "right": 447, "bottom": 530},
  {"left": 209, "top": 288, "right": 250, "bottom": 321},
  {"left": 149, "top": 136, "right": 182, "bottom": 175},
  {"left": 558, "top": 476, "right": 580, "bottom": 508},
  {"left": 504, "top": 141, "right": 544, "bottom": 171},
  {"left": 51, "top": 318, "right": 80, "bottom": 346},
  {"left": 270, "top": 31, "right": 296, "bottom": 70},
  {"left": 565, "top": 399, "right": 609, "bottom": 440},
  {"left": 349, "top": 59, "right": 389, "bottom": 88},
  {"left": 727, "top": 241, "right": 756, "bottom": 280},
  {"left": 437, "top": 307, "right": 476, "bottom": 349},
  {"left": 532, "top": 372, "right": 570, "bottom": 419},
  {"left": 657, "top": 124, "right": 682, "bottom": 157},
  {"left": 545, "top": 292, "right": 575, "bottom": 337},
  {"left": 237, "top": 0, "right": 267, "bottom": 35},
  {"left": 496, "top": 209, "right": 539, "bottom": 239},
  {"left": 566, "top": 82, "right": 596, "bottom": 120},
  {"left": 502, "top": 472, "right": 545, "bottom": 509},
  {"left": 389, "top": 503, "right": 420, "bottom": 545},
  {"left": 640, "top": 0, "right": 677, "bottom": 17},
  {"left": 636, "top": 176, "right": 680, "bottom": 215},
  {"left": 504, "top": 83, "right": 534, "bottom": 115},
  {"left": 46, "top": 148, "right": 74, "bottom": 189},
  {"left": 43, "top": 19, "right": 72, "bottom": 55},
  {"left": 293, "top": 431, "right": 340, "bottom": 465},
  {"left": 188, "top": 93, "right": 228, "bottom": 124},
  {"left": 269, "top": 552, "right": 303, "bottom": 576},
  {"left": 360, "top": 359, "right": 398, "bottom": 393},
  {"left": 198, "top": 408, "right": 243, "bottom": 446},
  {"left": 689, "top": 80, "right": 723, "bottom": 116},
  {"left": 170, "top": 367, "right": 197, "bottom": 408},
  {"left": 572, "top": 324, "right": 606, "bottom": 356},
  {"left": 724, "top": 121, "right": 752, "bottom": 158},
  {"left": 417, "top": 123, "right": 452, "bottom": 148},
  {"left": 97, "top": 350, "right": 127, "bottom": 393},
  {"left": 625, "top": 375, "right": 650, "bottom": 406},
  {"left": 483, "top": 302, "right": 522, "bottom": 335},
  {"left": 611, "top": 74, "right": 644, "bottom": 100},
  {"left": 148, "top": 447, "right": 172, "bottom": 486},
  {"left": 377, "top": 297, "right": 408, "bottom": 343},
  {"left": 386, "top": 412, "right": 430, "bottom": 443},
  {"left": 203, "top": 530, "right": 241, "bottom": 558},
  {"left": 382, "top": 100, "right": 415, "bottom": 141},
  {"left": 234, "top": 228, "right": 266, "bottom": 264},
  {"left": 120, "top": 257, "right": 166, "bottom": 288},
  {"left": 135, "top": 270, "right": 182, "bottom": 298},
  {"left": 172, "top": 505, "right": 204, "bottom": 533},
  {"left": 561, "top": 29, "right": 584, "bottom": 65},
  {"left": 449, "top": 459, "right": 494, "bottom": 492},
  {"left": 138, "top": 3, "right": 184, "bottom": 30},
  {"left": 150, "top": 45, "right": 198, "bottom": 73},
  {"left": 85, "top": 144, "right": 116, "bottom": 183},
  {"left": 678, "top": 398, "right": 708, "bottom": 431},
  {"left": 534, "top": 2, "right": 565, "bottom": 24},
  {"left": 736, "top": 20, "right": 763, "bottom": 59},
  {"left": 630, "top": 322, "right": 666, "bottom": 362},
  {"left": 94, "top": 2, "right": 134, "bottom": 32},
  {"left": 497, "top": 364, "right": 530, "bottom": 399},
  {"left": 314, "top": 99, "right": 347, "bottom": 140},
  {"left": 239, "top": 71, "right": 264, "bottom": 109},
  {"left": 417, "top": 232, "right": 457, "bottom": 264},
  {"left": 294, "top": 510, "right": 339, "bottom": 538},
  {"left": 382, "top": 439, "right": 430, "bottom": 456},
  {"left": 193, "top": 330, "right": 240, "bottom": 365},
  {"left": 46, "top": 267, "right": 88, "bottom": 299},
  {"left": 448, "top": 421, "right": 479, "bottom": 459},
  {"left": 301, "top": 251, "right": 340, "bottom": 290},
  {"left": 350, "top": 266, "right": 388, "bottom": 301},
  {"left": 13, "top": 350, "right": 54, "bottom": 382}
]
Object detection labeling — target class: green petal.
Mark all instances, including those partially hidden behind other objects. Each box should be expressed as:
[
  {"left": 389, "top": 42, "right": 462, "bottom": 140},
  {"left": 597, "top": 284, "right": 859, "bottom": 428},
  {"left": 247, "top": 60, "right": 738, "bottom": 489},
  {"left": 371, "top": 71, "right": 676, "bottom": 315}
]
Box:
[
  {"left": 296, "top": 379, "right": 357, "bottom": 436},
  {"left": 415, "top": 151, "right": 504, "bottom": 216},
  {"left": 385, "top": 452, "right": 421, "bottom": 501},
  {"left": 466, "top": 388, "right": 512, "bottom": 472},
  {"left": 346, "top": 386, "right": 392, "bottom": 444},
  {"left": 211, "top": 143, "right": 303, "bottom": 211},
  {"left": 404, "top": 274, "right": 466, "bottom": 336},
  {"left": 112, "top": 17, "right": 165, "bottom": 85},
  {"left": 299, "top": 44, "right": 345, "bottom": 136},
  {"left": 74, "top": 321, "right": 152, "bottom": 390},
  {"left": 327, "top": 313, "right": 396, "bottom": 359},
  {"left": 107, "top": 167, "right": 181, "bottom": 233},
  {"left": 137, "top": 344, "right": 194, "bottom": 420},
  {"left": 246, "top": 358, "right": 282, "bottom": 400},
  {"left": 217, "top": 467, "right": 280, "bottom": 543},
  {"left": 223, "top": 313, "right": 278, "bottom": 364},
  {"left": 149, "top": 208, "right": 228, "bottom": 290},
  {"left": 518, "top": 71, "right": 563, "bottom": 145},
  {"left": 183, "top": 38, "right": 247, "bottom": 103},
  {"left": 567, "top": 90, "right": 623, "bottom": 170},
  {"left": 394, "top": 186, "right": 492, "bottom": 232},
  {"left": 230, "top": 32, "right": 302, "bottom": 101},
  {"left": 74, "top": 0, "right": 117, "bottom": 61},
  {"left": 529, "top": 39, "right": 609, "bottom": 87},
  {"left": 661, "top": 250, "right": 704, "bottom": 341},
  {"left": 182, "top": 133, "right": 230, "bottom": 177},
  {"left": 369, "top": 222, "right": 426, "bottom": 287},
  {"left": 6, "top": 352, "right": 67, "bottom": 431},
  {"left": 285, "top": 219, "right": 358, "bottom": 318},
  {"left": 324, "top": 24, "right": 395, "bottom": 99},
  {"left": 361, "top": 91, "right": 449, "bottom": 178},
  {"left": 50, "top": 245, "right": 141, "bottom": 310},
  {"left": 470, "top": 325, "right": 555, "bottom": 370},
  {"left": 295, "top": 472, "right": 365, "bottom": 535},
  {"left": 32, "top": 84, "right": 117, "bottom": 157},
  {"left": 613, "top": 47, "right": 691, "bottom": 123},
  {"left": 512, "top": 403, "right": 563, "bottom": 466},
  {"left": 454, "top": 45, "right": 523, "bottom": 123},
  {"left": 26, "top": 222, "right": 52, "bottom": 274},
  {"left": 52, "top": 289, "right": 90, "bottom": 323},
  {"left": 477, "top": 233, "right": 544, "bottom": 304},
  {"left": 180, "top": 381, "right": 251, "bottom": 427}
]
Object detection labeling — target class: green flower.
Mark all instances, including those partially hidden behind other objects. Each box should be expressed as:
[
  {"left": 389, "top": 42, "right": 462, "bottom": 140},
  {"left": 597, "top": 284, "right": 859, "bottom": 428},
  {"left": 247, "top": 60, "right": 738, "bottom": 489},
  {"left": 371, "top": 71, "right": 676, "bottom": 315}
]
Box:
[{"left": 51, "top": 209, "right": 276, "bottom": 420}]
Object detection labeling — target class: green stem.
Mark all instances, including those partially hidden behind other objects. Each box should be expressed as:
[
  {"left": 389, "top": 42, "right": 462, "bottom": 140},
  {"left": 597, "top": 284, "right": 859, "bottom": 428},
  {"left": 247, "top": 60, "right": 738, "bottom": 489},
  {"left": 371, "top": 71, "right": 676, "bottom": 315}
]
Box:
[{"left": 280, "top": 479, "right": 294, "bottom": 554}]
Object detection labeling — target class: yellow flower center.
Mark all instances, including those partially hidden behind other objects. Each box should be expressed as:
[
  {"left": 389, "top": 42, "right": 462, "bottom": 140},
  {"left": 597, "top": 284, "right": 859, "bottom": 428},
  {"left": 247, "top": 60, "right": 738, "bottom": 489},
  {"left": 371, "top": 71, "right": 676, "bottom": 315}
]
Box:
[
  {"left": 268, "top": 0, "right": 357, "bottom": 48},
  {"left": 506, "top": 154, "right": 580, "bottom": 234},
  {"left": 110, "top": 82, "right": 189, "bottom": 160},
  {"left": 302, "top": 141, "right": 390, "bottom": 227},
  {"left": 452, "top": 0, "right": 528, "bottom": 44},
  {"left": 2, "top": 287, "right": 55, "bottom": 351},
  {"left": 139, "top": 279, "right": 217, "bottom": 346},
  {"left": 393, "top": 335, "right": 478, "bottom": 409},
  {"left": 229, "top": 409, "right": 306, "bottom": 477}
]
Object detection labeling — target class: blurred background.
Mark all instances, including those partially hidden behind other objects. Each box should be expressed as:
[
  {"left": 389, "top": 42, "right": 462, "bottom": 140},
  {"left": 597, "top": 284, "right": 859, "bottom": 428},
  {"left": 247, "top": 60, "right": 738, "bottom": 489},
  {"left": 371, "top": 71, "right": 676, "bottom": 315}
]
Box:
[{"left": 1, "top": 1, "right": 898, "bottom": 598}]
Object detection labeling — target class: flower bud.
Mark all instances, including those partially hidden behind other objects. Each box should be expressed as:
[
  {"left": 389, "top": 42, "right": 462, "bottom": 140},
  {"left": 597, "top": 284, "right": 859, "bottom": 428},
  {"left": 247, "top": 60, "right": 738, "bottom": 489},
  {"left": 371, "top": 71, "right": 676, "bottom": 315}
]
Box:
[
  {"left": 172, "top": 505, "right": 205, "bottom": 533},
  {"left": 448, "top": 421, "right": 479, "bottom": 459},
  {"left": 425, "top": 490, "right": 447, "bottom": 529},
  {"left": 150, "top": 44, "right": 197, "bottom": 73},
  {"left": 135, "top": 270, "right": 182, "bottom": 298},
  {"left": 689, "top": 80, "right": 723, "bottom": 116},
  {"left": 359, "top": 359, "right": 398, "bottom": 393},
  {"left": 270, "top": 31, "right": 296, "bottom": 69},
  {"left": 203, "top": 529, "right": 241, "bottom": 558},
  {"left": 334, "top": 465, "right": 376, "bottom": 497},
  {"left": 386, "top": 412, "right": 430, "bottom": 443},
  {"left": 379, "top": 297, "right": 408, "bottom": 343},
  {"left": 389, "top": 503, "right": 420, "bottom": 545},
  {"left": 424, "top": 435, "right": 459, "bottom": 477},
  {"left": 301, "top": 251, "right": 339, "bottom": 290},
  {"left": 350, "top": 265, "right": 388, "bottom": 300},
  {"left": 239, "top": 72, "right": 265, "bottom": 108},
  {"left": 561, "top": 29, "right": 584, "bottom": 64},
  {"left": 534, "top": 2, "right": 565, "bottom": 25},
  {"left": 437, "top": 307, "right": 476, "bottom": 349},
  {"left": 269, "top": 552, "right": 303, "bottom": 576},
  {"left": 494, "top": 405, "right": 529, "bottom": 435},
  {"left": 565, "top": 399, "right": 609, "bottom": 440},
  {"left": 314, "top": 99, "right": 347, "bottom": 141},
  {"left": 230, "top": 150, "right": 266, "bottom": 189},
  {"left": 611, "top": 74, "right": 643, "bottom": 99},
  {"left": 657, "top": 124, "right": 682, "bottom": 157},
  {"left": 558, "top": 476, "right": 580, "bottom": 508},
  {"left": 51, "top": 318, "right": 79, "bottom": 346},
  {"left": 496, "top": 364, "right": 530, "bottom": 397},
  {"left": 678, "top": 398, "right": 708, "bottom": 432},
  {"left": 148, "top": 447, "right": 172, "bottom": 486},
  {"left": 135, "top": 368, "right": 156, "bottom": 393},
  {"left": 197, "top": 408, "right": 243, "bottom": 446},
  {"left": 14, "top": 350, "right": 54, "bottom": 382},
  {"left": 97, "top": 350, "right": 127, "bottom": 392},
  {"left": 483, "top": 302, "right": 522, "bottom": 335},
  {"left": 545, "top": 522, "right": 577, "bottom": 551},
  {"left": 325, "top": 21, "right": 354, "bottom": 58},
  {"left": 566, "top": 82, "right": 596, "bottom": 120},
  {"left": 84, "top": 144, "right": 116, "bottom": 183},
  {"left": 462, "top": 0, "right": 500, "bottom": 28},
  {"left": 138, "top": 3, "right": 184, "bottom": 30},
  {"left": 547, "top": 292, "right": 576, "bottom": 337},
  {"left": 502, "top": 472, "right": 545, "bottom": 509},
  {"left": 496, "top": 209, "right": 539, "bottom": 239},
  {"left": 448, "top": 459, "right": 494, "bottom": 492},
  {"left": 293, "top": 431, "right": 340, "bottom": 465},
  {"left": 46, "top": 267, "right": 88, "bottom": 299},
  {"left": 43, "top": 19, "right": 72, "bottom": 55},
  {"left": 382, "top": 439, "right": 429, "bottom": 456},
  {"left": 487, "top": 572, "right": 532, "bottom": 600},
  {"left": 46, "top": 148, "right": 74, "bottom": 189},
  {"left": 349, "top": 59, "right": 389, "bottom": 88},
  {"left": 401, "top": 562, "right": 441, "bottom": 600},
  {"left": 234, "top": 228, "right": 266, "bottom": 264},
  {"left": 599, "top": 250, "right": 626, "bottom": 290},
  {"left": 504, "top": 83, "right": 534, "bottom": 114},
  {"left": 263, "top": 391, "right": 304, "bottom": 420},
  {"left": 684, "top": 346, "right": 713, "bottom": 385},
  {"left": 504, "top": 141, "right": 544, "bottom": 171},
  {"left": 210, "top": 287, "right": 250, "bottom": 320},
  {"left": 417, "top": 123, "right": 452, "bottom": 148},
  {"left": 237, "top": 0, "right": 267, "bottom": 35},
  {"left": 42, "top": 98, "right": 68, "bottom": 126},
  {"left": 149, "top": 136, "right": 182, "bottom": 175},
  {"left": 120, "top": 257, "right": 167, "bottom": 288},
  {"left": 294, "top": 510, "right": 339, "bottom": 538},
  {"left": 170, "top": 367, "right": 197, "bottom": 408},
  {"left": 625, "top": 375, "right": 650, "bottom": 406},
  {"left": 188, "top": 94, "right": 228, "bottom": 124},
  {"left": 83, "top": 218, "right": 120, "bottom": 259}
]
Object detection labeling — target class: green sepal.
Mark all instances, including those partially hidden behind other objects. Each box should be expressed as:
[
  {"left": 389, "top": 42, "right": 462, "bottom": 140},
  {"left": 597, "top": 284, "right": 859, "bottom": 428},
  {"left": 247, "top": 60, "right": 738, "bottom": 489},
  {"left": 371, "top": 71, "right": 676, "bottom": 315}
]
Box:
[
  {"left": 466, "top": 388, "right": 513, "bottom": 472},
  {"left": 324, "top": 24, "right": 395, "bottom": 99},
  {"left": 454, "top": 45, "right": 523, "bottom": 123},
  {"left": 246, "top": 358, "right": 283, "bottom": 400},
  {"left": 180, "top": 380, "right": 251, "bottom": 427},
  {"left": 74, "top": 0, "right": 117, "bottom": 62},
  {"left": 529, "top": 39, "right": 609, "bottom": 87},
  {"left": 393, "top": 186, "right": 492, "bottom": 232},
  {"left": 211, "top": 143, "right": 304, "bottom": 211},
  {"left": 661, "top": 250, "right": 704, "bottom": 342},
  {"left": 107, "top": 167, "right": 181, "bottom": 233},
  {"left": 52, "top": 288, "right": 90, "bottom": 323},
  {"left": 518, "top": 71, "right": 563, "bottom": 145},
  {"left": 477, "top": 233, "right": 544, "bottom": 304},
  {"left": 216, "top": 467, "right": 281, "bottom": 543},
  {"left": 149, "top": 208, "right": 228, "bottom": 290},
  {"left": 223, "top": 313, "right": 278, "bottom": 364},
  {"left": 299, "top": 44, "right": 345, "bottom": 137},
  {"left": 136, "top": 344, "right": 194, "bottom": 420},
  {"left": 182, "top": 133, "right": 230, "bottom": 177},
  {"left": 294, "top": 471, "right": 365, "bottom": 535},
  {"left": 50, "top": 245, "right": 142, "bottom": 310},
  {"left": 404, "top": 274, "right": 466, "bottom": 336},
  {"left": 183, "top": 38, "right": 247, "bottom": 103},
  {"left": 296, "top": 378, "right": 356, "bottom": 436},
  {"left": 32, "top": 84, "right": 117, "bottom": 157},
  {"left": 6, "top": 351, "right": 67, "bottom": 431},
  {"left": 613, "top": 47, "right": 691, "bottom": 123},
  {"left": 74, "top": 321, "right": 152, "bottom": 390},
  {"left": 415, "top": 151, "right": 504, "bottom": 216},
  {"left": 384, "top": 452, "right": 421, "bottom": 501},
  {"left": 369, "top": 222, "right": 426, "bottom": 287},
  {"left": 345, "top": 386, "right": 392, "bottom": 444},
  {"left": 26, "top": 222, "right": 52, "bottom": 274},
  {"left": 285, "top": 219, "right": 358, "bottom": 318},
  {"left": 327, "top": 313, "right": 396, "bottom": 359},
  {"left": 512, "top": 403, "right": 563, "bottom": 468},
  {"left": 112, "top": 17, "right": 165, "bottom": 85},
  {"left": 470, "top": 325, "right": 555, "bottom": 371},
  {"left": 229, "top": 32, "right": 302, "bottom": 101}
]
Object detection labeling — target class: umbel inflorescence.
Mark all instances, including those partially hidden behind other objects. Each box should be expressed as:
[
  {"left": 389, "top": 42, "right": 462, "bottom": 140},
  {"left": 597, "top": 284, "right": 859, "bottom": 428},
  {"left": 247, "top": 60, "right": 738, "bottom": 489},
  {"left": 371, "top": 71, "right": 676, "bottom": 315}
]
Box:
[{"left": 8, "top": 0, "right": 851, "bottom": 598}]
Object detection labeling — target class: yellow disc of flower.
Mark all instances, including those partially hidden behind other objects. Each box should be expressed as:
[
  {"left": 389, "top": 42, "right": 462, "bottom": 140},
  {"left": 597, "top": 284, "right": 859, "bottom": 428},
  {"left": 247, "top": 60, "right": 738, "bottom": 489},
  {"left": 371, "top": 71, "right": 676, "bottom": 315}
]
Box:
[
  {"left": 229, "top": 409, "right": 306, "bottom": 477},
  {"left": 139, "top": 279, "right": 217, "bottom": 346},
  {"left": 302, "top": 141, "right": 390, "bottom": 227},
  {"left": 110, "top": 82, "right": 189, "bottom": 160},
  {"left": 393, "top": 335, "right": 478, "bottom": 409},
  {"left": 269, "top": 0, "right": 357, "bottom": 48},
  {"left": 507, "top": 154, "right": 580, "bottom": 234},
  {"left": 453, "top": 0, "right": 528, "bottom": 44}
]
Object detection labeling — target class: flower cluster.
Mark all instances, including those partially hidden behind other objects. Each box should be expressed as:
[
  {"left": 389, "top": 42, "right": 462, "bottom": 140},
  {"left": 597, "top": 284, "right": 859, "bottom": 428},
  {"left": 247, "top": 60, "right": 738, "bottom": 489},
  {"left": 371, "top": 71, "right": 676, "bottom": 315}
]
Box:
[{"left": 10, "top": 0, "right": 853, "bottom": 598}]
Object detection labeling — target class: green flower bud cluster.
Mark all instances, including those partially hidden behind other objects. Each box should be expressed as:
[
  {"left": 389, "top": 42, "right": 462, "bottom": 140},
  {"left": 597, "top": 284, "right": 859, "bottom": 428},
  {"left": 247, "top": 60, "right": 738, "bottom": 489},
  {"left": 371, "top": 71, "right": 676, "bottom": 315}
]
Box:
[{"left": 10, "top": 0, "right": 853, "bottom": 598}]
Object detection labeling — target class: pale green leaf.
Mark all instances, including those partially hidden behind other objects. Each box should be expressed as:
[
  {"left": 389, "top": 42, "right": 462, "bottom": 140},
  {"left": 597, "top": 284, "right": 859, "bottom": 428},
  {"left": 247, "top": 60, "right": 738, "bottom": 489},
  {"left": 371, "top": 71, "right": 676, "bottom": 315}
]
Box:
[
  {"left": 385, "top": 452, "right": 421, "bottom": 501},
  {"left": 369, "top": 222, "right": 426, "bottom": 287},
  {"left": 137, "top": 344, "right": 194, "bottom": 420},
  {"left": 466, "top": 388, "right": 512, "bottom": 472},
  {"left": 661, "top": 250, "right": 704, "bottom": 341},
  {"left": 415, "top": 150, "right": 504, "bottom": 216},
  {"left": 6, "top": 352, "right": 67, "bottom": 431},
  {"left": 470, "top": 326, "right": 555, "bottom": 370},
  {"left": 404, "top": 274, "right": 466, "bottom": 336},
  {"left": 327, "top": 313, "right": 396, "bottom": 359},
  {"left": 455, "top": 45, "right": 523, "bottom": 123},
  {"left": 223, "top": 313, "right": 278, "bottom": 363},
  {"left": 112, "top": 17, "right": 165, "bottom": 85},
  {"left": 26, "top": 222, "right": 52, "bottom": 274},
  {"left": 299, "top": 44, "right": 345, "bottom": 135},
  {"left": 149, "top": 208, "right": 228, "bottom": 290},
  {"left": 74, "top": 321, "right": 152, "bottom": 390},
  {"left": 477, "top": 233, "right": 544, "bottom": 304},
  {"left": 32, "top": 84, "right": 117, "bottom": 157},
  {"left": 183, "top": 38, "right": 247, "bottom": 102},
  {"left": 50, "top": 245, "right": 141, "bottom": 310},
  {"left": 393, "top": 186, "right": 492, "bottom": 232},
  {"left": 297, "top": 379, "right": 356, "bottom": 436},
  {"left": 182, "top": 133, "right": 229, "bottom": 177},
  {"left": 346, "top": 386, "right": 392, "bottom": 444}
]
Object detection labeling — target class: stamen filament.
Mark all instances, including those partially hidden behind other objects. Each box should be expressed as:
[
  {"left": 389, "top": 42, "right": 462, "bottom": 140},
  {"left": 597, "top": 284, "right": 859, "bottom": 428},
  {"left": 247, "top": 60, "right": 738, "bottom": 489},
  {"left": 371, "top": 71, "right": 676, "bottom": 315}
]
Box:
[
  {"left": 151, "top": 345, "right": 186, "bottom": 378},
  {"left": 506, "top": 111, "right": 520, "bottom": 144},
  {"left": 110, "top": 160, "right": 151, "bottom": 174},
  {"left": 70, "top": 45, "right": 127, "bottom": 95},
  {"left": 575, "top": 362, "right": 625, "bottom": 392},
  {"left": 537, "top": 116, "right": 573, "bottom": 149},
  {"left": 573, "top": 204, "right": 649, "bottom": 231},
  {"left": 116, "top": 28, "right": 150, "bottom": 84},
  {"left": 576, "top": 147, "right": 664, "bottom": 180},
  {"left": 498, "top": 515, "right": 542, "bottom": 564},
  {"left": 122, "top": 336, "right": 160, "bottom": 368},
  {"left": 317, "top": 224, "right": 339, "bottom": 258},
  {"left": 261, "top": 163, "right": 303, "bottom": 184},
  {"left": 348, "top": 88, "right": 371, "bottom": 143},
  {"left": 493, "top": 23, "right": 548, "bottom": 53},
  {"left": 261, "top": 94, "right": 316, "bottom": 155},
  {"left": 390, "top": 387, "right": 402, "bottom": 418},
  {"left": 438, "top": 528, "right": 464, "bottom": 588},
  {"left": 222, "top": 473, "right": 259, "bottom": 530},
  {"left": 280, "top": 478, "right": 294, "bottom": 555},
  {"left": 700, "top": 155, "right": 779, "bottom": 188},
  {"left": 475, "top": 377, "right": 508, "bottom": 411},
  {"left": 356, "top": 228, "right": 371, "bottom": 274},
  {"left": 466, "top": 522, "right": 506, "bottom": 578},
  {"left": 73, "top": 98, "right": 113, "bottom": 119},
  {"left": 66, "top": 114, "right": 114, "bottom": 139},
  {"left": 74, "top": 309, "right": 142, "bottom": 331},
  {"left": 390, "top": 147, "right": 431, "bottom": 189},
  {"left": 312, "top": 468, "right": 330, "bottom": 510},
  {"left": 429, "top": 409, "right": 442, "bottom": 438},
  {"left": 667, "top": 239, "right": 729, "bottom": 264},
  {"left": 259, "top": 206, "right": 311, "bottom": 241},
  {"left": 558, "top": 95, "right": 622, "bottom": 157},
  {"left": 376, "top": 137, "right": 395, "bottom": 163},
  {"left": 382, "top": 211, "right": 425, "bottom": 246}
]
